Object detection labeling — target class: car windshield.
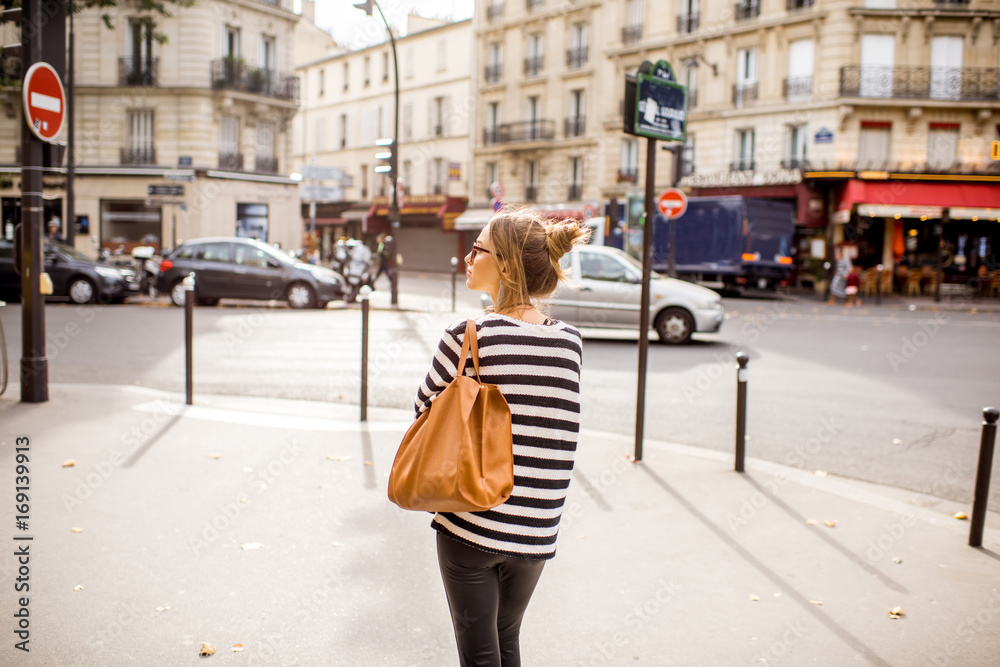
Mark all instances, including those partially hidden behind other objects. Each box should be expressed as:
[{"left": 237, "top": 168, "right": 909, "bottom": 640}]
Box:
[{"left": 50, "top": 244, "right": 99, "bottom": 262}]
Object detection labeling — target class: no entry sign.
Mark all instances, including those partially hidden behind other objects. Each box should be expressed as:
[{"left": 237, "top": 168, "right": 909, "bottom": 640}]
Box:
[
  {"left": 23, "top": 62, "right": 66, "bottom": 142},
  {"left": 657, "top": 188, "right": 688, "bottom": 219}
]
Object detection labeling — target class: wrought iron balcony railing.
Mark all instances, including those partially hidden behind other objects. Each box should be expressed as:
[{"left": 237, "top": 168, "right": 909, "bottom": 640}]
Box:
[
  {"left": 218, "top": 152, "right": 244, "bottom": 170},
  {"left": 489, "top": 119, "right": 556, "bottom": 144},
  {"left": 730, "top": 159, "right": 755, "bottom": 172},
  {"left": 566, "top": 47, "right": 588, "bottom": 69},
  {"left": 121, "top": 147, "right": 156, "bottom": 165},
  {"left": 484, "top": 127, "right": 500, "bottom": 145},
  {"left": 565, "top": 116, "right": 585, "bottom": 137},
  {"left": 568, "top": 184, "right": 583, "bottom": 201},
  {"left": 840, "top": 65, "right": 1000, "bottom": 101},
  {"left": 735, "top": 0, "right": 761, "bottom": 20},
  {"left": 617, "top": 168, "right": 638, "bottom": 183},
  {"left": 781, "top": 158, "right": 810, "bottom": 170},
  {"left": 484, "top": 63, "right": 502, "bottom": 83},
  {"left": 677, "top": 13, "right": 699, "bottom": 34},
  {"left": 732, "top": 82, "right": 758, "bottom": 106},
  {"left": 210, "top": 59, "right": 300, "bottom": 101},
  {"left": 622, "top": 25, "right": 643, "bottom": 44},
  {"left": 786, "top": 0, "right": 814, "bottom": 10},
  {"left": 118, "top": 57, "right": 158, "bottom": 87},
  {"left": 526, "top": 0, "right": 543, "bottom": 11},
  {"left": 783, "top": 75, "right": 812, "bottom": 99},
  {"left": 525, "top": 185, "right": 538, "bottom": 202},
  {"left": 487, "top": 2, "right": 504, "bottom": 20},
  {"left": 524, "top": 56, "right": 543, "bottom": 77},
  {"left": 255, "top": 156, "right": 278, "bottom": 174}
]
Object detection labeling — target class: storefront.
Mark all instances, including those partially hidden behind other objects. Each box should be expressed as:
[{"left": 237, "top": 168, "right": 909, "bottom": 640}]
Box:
[{"left": 364, "top": 195, "right": 468, "bottom": 272}]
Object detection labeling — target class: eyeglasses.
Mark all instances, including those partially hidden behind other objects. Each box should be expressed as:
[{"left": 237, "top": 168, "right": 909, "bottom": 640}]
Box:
[{"left": 470, "top": 243, "right": 492, "bottom": 261}]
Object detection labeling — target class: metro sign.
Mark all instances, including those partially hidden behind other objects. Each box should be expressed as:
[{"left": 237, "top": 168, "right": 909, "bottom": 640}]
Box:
[{"left": 22, "top": 62, "right": 66, "bottom": 142}]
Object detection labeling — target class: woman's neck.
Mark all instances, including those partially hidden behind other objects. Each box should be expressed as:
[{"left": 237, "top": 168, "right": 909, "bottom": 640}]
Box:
[{"left": 497, "top": 305, "right": 547, "bottom": 324}]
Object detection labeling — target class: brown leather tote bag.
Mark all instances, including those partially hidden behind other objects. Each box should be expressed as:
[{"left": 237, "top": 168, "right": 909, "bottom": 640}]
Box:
[{"left": 388, "top": 319, "right": 514, "bottom": 512}]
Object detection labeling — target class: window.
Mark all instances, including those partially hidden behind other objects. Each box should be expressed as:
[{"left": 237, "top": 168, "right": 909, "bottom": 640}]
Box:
[
  {"left": 579, "top": 252, "right": 632, "bottom": 282},
  {"left": 567, "top": 89, "right": 585, "bottom": 137},
  {"left": 437, "top": 38, "right": 447, "bottom": 72},
  {"left": 619, "top": 138, "right": 638, "bottom": 182},
  {"left": 525, "top": 33, "right": 543, "bottom": 76},
  {"left": 486, "top": 162, "right": 498, "bottom": 198},
  {"left": 785, "top": 125, "right": 807, "bottom": 168},
  {"left": 685, "top": 63, "right": 698, "bottom": 107},
  {"left": 403, "top": 101, "right": 413, "bottom": 141},
  {"left": 734, "top": 128, "right": 755, "bottom": 171},
  {"left": 486, "top": 42, "right": 503, "bottom": 82},
  {"left": 382, "top": 51, "right": 390, "bottom": 82},
  {"left": 377, "top": 105, "right": 384, "bottom": 140},
  {"left": 568, "top": 23, "right": 588, "bottom": 68},
  {"left": 569, "top": 157, "right": 583, "bottom": 200},
  {"left": 930, "top": 36, "right": 963, "bottom": 100},
  {"left": 402, "top": 160, "right": 413, "bottom": 195},
  {"left": 256, "top": 121, "right": 275, "bottom": 173},
  {"left": 433, "top": 158, "right": 445, "bottom": 194},
  {"left": 234, "top": 244, "right": 271, "bottom": 268},
  {"left": 318, "top": 69, "right": 325, "bottom": 97},
  {"left": 433, "top": 97, "right": 444, "bottom": 137},
  {"left": 858, "top": 122, "right": 891, "bottom": 168},
  {"left": 678, "top": 0, "right": 699, "bottom": 33},
  {"left": 735, "top": 48, "right": 758, "bottom": 107},
  {"left": 405, "top": 46, "right": 415, "bottom": 79},
  {"left": 486, "top": 101, "right": 501, "bottom": 144},
  {"left": 681, "top": 133, "right": 695, "bottom": 177},
  {"left": 786, "top": 39, "right": 813, "bottom": 101},
  {"left": 314, "top": 117, "right": 325, "bottom": 152},
  {"left": 735, "top": 0, "right": 760, "bottom": 20},
  {"left": 220, "top": 116, "right": 239, "bottom": 168},
  {"left": 860, "top": 35, "right": 895, "bottom": 98},
  {"left": 224, "top": 26, "right": 240, "bottom": 58},
  {"left": 864, "top": 0, "right": 895, "bottom": 7},
  {"left": 339, "top": 113, "right": 348, "bottom": 148},
  {"left": 525, "top": 160, "right": 538, "bottom": 202},
  {"left": 624, "top": 0, "right": 643, "bottom": 43},
  {"left": 360, "top": 164, "right": 369, "bottom": 198},
  {"left": 260, "top": 35, "right": 275, "bottom": 70},
  {"left": 126, "top": 18, "right": 154, "bottom": 79},
  {"left": 364, "top": 56, "right": 371, "bottom": 86},
  {"left": 236, "top": 203, "right": 268, "bottom": 241},
  {"left": 343, "top": 62, "right": 349, "bottom": 91},
  {"left": 125, "top": 110, "right": 155, "bottom": 164},
  {"left": 197, "top": 243, "right": 232, "bottom": 263},
  {"left": 927, "top": 124, "right": 959, "bottom": 169}
]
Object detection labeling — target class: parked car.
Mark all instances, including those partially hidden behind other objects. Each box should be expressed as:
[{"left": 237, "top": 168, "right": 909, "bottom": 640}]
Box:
[
  {"left": 545, "top": 245, "right": 724, "bottom": 344},
  {"left": 0, "top": 239, "right": 139, "bottom": 304},
  {"left": 156, "top": 237, "right": 346, "bottom": 309}
]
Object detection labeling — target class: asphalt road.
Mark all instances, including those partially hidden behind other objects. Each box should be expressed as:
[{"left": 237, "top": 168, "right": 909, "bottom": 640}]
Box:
[{"left": 2, "top": 276, "right": 999, "bottom": 510}]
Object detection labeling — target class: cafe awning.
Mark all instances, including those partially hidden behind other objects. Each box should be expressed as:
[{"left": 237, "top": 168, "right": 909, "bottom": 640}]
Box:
[{"left": 837, "top": 179, "right": 1000, "bottom": 220}]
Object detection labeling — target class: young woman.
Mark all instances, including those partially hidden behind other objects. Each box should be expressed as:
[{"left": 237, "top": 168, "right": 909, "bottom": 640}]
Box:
[{"left": 414, "top": 206, "right": 590, "bottom": 667}]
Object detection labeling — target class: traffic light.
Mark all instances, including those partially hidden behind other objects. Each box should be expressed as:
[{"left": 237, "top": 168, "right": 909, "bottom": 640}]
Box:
[{"left": 374, "top": 137, "right": 393, "bottom": 175}]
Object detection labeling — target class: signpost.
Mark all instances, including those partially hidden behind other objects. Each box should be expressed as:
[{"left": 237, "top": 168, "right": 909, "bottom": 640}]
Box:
[{"left": 23, "top": 62, "right": 66, "bottom": 142}]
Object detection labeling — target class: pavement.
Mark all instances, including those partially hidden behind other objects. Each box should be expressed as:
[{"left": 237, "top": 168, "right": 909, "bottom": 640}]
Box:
[{"left": 1, "top": 288, "right": 1000, "bottom": 666}]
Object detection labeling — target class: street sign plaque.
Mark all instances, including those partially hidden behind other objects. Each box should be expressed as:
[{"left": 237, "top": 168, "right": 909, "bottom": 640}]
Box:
[
  {"left": 633, "top": 60, "right": 687, "bottom": 143},
  {"left": 301, "top": 184, "right": 345, "bottom": 202},
  {"left": 23, "top": 62, "right": 66, "bottom": 142},
  {"left": 148, "top": 185, "right": 185, "bottom": 196},
  {"left": 301, "top": 165, "right": 346, "bottom": 181}
]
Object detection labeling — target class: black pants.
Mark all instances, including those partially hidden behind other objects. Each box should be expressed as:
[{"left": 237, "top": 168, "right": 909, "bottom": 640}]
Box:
[{"left": 436, "top": 532, "right": 546, "bottom": 667}]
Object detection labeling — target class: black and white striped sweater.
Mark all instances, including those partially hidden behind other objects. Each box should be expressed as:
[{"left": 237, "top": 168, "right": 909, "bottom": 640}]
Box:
[{"left": 415, "top": 313, "right": 583, "bottom": 560}]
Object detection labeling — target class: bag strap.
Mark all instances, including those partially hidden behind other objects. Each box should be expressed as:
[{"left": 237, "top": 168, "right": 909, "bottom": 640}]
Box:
[{"left": 458, "top": 319, "right": 481, "bottom": 383}]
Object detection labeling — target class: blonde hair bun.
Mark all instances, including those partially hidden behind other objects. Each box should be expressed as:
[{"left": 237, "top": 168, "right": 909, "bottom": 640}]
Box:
[{"left": 544, "top": 218, "right": 591, "bottom": 262}]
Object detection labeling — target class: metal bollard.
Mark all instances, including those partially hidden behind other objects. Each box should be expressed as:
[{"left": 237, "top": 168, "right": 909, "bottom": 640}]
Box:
[
  {"left": 183, "top": 272, "right": 195, "bottom": 406},
  {"left": 359, "top": 285, "right": 372, "bottom": 422},
  {"left": 876, "top": 263, "right": 883, "bottom": 305},
  {"left": 735, "top": 352, "right": 749, "bottom": 473},
  {"left": 450, "top": 256, "right": 458, "bottom": 313},
  {"left": 969, "top": 406, "right": 999, "bottom": 548}
]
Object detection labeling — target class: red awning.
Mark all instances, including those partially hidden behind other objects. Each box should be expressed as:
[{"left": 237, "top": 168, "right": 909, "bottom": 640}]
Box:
[{"left": 838, "top": 180, "right": 1000, "bottom": 211}]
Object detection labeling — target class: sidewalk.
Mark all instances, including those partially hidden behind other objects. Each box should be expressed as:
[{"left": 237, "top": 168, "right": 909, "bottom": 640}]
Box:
[{"left": 1, "top": 381, "right": 998, "bottom": 666}]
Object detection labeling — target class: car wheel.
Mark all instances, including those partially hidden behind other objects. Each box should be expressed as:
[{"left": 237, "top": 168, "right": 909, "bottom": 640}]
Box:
[
  {"left": 68, "top": 278, "right": 96, "bottom": 304},
  {"left": 170, "top": 281, "right": 188, "bottom": 307},
  {"left": 655, "top": 308, "right": 694, "bottom": 345},
  {"left": 286, "top": 282, "right": 316, "bottom": 309}
]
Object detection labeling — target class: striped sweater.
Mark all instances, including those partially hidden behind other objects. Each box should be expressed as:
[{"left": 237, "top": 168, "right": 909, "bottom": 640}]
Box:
[{"left": 415, "top": 313, "right": 583, "bottom": 560}]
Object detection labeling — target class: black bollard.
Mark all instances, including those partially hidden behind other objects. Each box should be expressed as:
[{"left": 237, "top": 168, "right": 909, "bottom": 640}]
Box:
[
  {"left": 735, "top": 352, "right": 749, "bottom": 472},
  {"left": 969, "top": 406, "right": 998, "bottom": 548},
  {"left": 184, "top": 272, "right": 195, "bottom": 406},
  {"left": 451, "top": 256, "right": 458, "bottom": 313},
  {"left": 360, "top": 286, "right": 371, "bottom": 422}
]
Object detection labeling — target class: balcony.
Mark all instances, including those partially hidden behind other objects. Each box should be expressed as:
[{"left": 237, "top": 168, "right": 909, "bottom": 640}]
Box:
[
  {"left": 487, "top": 2, "right": 504, "bottom": 20},
  {"left": 484, "top": 127, "right": 500, "bottom": 145},
  {"left": 568, "top": 184, "right": 583, "bottom": 200},
  {"left": 933, "top": 0, "right": 970, "bottom": 4},
  {"left": 839, "top": 66, "right": 1000, "bottom": 101},
  {"left": 526, "top": 0, "right": 543, "bottom": 10},
  {"left": 677, "top": 13, "right": 699, "bottom": 34},
  {"left": 255, "top": 156, "right": 278, "bottom": 174},
  {"left": 780, "top": 158, "right": 810, "bottom": 170},
  {"left": 525, "top": 185, "right": 538, "bottom": 202},
  {"left": 732, "top": 82, "right": 758, "bottom": 106},
  {"left": 218, "top": 152, "right": 244, "bottom": 170},
  {"left": 783, "top": 75, "right": 812, "bottom": 100},
  {"left": 734, "top": 0, "right": 761, "bottom": 20},
  {"left": 786, "top": 0, "right": 814, "bottom": 9},
  {"left": 564, "top": 116, "right": 585, "bottom": 137},
  {"left": 489, "top": 119, "right": 556, "bottom": 144},
  {"left": 121, "top": 147, "right": 156, "bottom": 165},
  {"left": 617, "top": 168, "right": 638, "bottom": 183},
  {"left": 622, "top": 25, "right": 643, "bottom": 44},
  {"left": 210, "top": 59, "right": 300, "bottom": 102},
  {"left": 524, "top": 56, "right": 543, "bottom": 77},
  {"left": 118, "top": 57, "right": 158, "bottom": 87},
  {"left": 484, "top": 63, "right": 502, "bottom": 84},
  {"left": 566, "top": 47, "right": 588, "bottom": 69},
  {"left": 434, "top": 124, "right": 444, "bottom": 137},
  {"left": 730, "top": 159, "right": 755, "bottom": 171}
]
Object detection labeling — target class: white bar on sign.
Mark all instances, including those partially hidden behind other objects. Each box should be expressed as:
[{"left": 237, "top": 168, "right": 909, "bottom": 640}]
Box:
[{"left": 31, "top": 92, "right": 61, "bottom": 113}]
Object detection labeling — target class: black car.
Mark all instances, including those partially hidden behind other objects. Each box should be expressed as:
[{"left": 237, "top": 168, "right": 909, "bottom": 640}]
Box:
[
  {"left": 0, "top": 239, "right": 139, "bottom": 304},
  {"left": 156, "top": 237, "right": 346, "bottom": 309}
]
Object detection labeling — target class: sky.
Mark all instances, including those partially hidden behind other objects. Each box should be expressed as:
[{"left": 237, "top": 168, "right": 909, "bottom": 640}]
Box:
[{"left": 308, "top": 0, "right": 475, "bottom": 49}]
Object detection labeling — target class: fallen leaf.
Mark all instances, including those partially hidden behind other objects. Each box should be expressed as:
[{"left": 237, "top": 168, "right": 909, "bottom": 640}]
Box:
[
  {"left": 824, "top": 520, "right": 838, "bottom": 528},
  {"left": 207, "top": 453, "right": 223, "bottom": 459},
  {"left": 809, "top": 600, "right": 823, "bottom": 606},
  {"left": 62, "top": 459, "right": 76, "bottom": 467},
  {"left": 749, "top": 594, "right": 760, "bottom": 601},
  {"left": 326, "top": 455, "right": 352, "bottom": 462},
  {"left": 232, "top": 644, "right": 244, "bottom": 652},
  {"left": 331, "top": 541, "right": 345, "bottom": 548},
  {"left": 954, "top": 512, "right": 968, "bottom": 520},
  {"left": 888, "top": 606, "right": 906, "bottom": 619},
  {"left": 892, "top": 557, "right": 903, "bottom": 565},
  {"left": 73, "top": 585, "right": 84, "bottom": 591},
  {"left": 199, "top": 642, "right": 216, "bottom": 656},
  {"left": 71, "top": 527, "right": 83, "bottom": 533},
  {"left": 806, "top": 519, "right": 819, "bottom": 525},
  {"left": 240, "top": 542, "right": 264, "bottom": 551},
  {"left": 155, "top": 605, "right": 170, "bottom": 612},
  {"left": 813, "top": 470, "right": 828, "bottom": 478},
  {"left": 364, "top": 461, "right": 373, "bottom": 466}
]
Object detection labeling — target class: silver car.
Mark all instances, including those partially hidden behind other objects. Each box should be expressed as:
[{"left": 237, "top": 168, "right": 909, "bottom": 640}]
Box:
[{"left": 547, "top": 245, "right": 724, "bottom": 344}]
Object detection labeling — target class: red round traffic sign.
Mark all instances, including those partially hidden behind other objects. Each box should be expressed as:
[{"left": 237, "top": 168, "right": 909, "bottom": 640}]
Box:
[
  {"left": 657, "top": 188, "right": 688, "bottom": 219},
  {"left": 22, "top": 62, "right": 66, "bottom": 142}
]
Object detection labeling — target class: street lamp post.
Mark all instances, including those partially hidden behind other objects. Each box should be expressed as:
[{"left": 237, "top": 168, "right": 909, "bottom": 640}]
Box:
[{"left": 354, "top": 0, "right": 400, "bottom": 307}]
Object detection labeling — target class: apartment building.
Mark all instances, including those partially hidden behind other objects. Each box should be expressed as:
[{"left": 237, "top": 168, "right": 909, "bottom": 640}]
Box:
[
  {"left": 0, "top": 0, "right": 302, "bottom": 254},
  {"left": 293, "top": 17, "right": 472, "bottom": 271}
]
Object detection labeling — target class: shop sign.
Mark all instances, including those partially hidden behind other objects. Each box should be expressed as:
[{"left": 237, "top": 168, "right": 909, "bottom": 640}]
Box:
[
  {"left": 448, "top": 162, "right": 461, "bottom": 181},
  {"left": 679, "top": 168, "right": 802, "bottom": 188},
  {"left": 857, "top": 204, "right": 942, "bottom": 219}
]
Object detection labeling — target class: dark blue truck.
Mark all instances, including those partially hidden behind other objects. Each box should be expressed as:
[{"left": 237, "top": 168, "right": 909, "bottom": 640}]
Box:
[{"left": 651, "top": 196, "right": 795, "bottom": 292}]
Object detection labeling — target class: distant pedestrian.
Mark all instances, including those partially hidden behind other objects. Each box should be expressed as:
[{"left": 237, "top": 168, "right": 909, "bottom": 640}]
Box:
[
  {"left": 373, "top": 233, "right": 390, "bottom": 288},
  {"left": 413, "top": 206, "right": 590, "bottom": 666},
  {"left": 46, "top": 220, "right": 65, "bottom": 245},
  {"left": 827, "top": 247, "right": 851, "bottom": 306}
]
